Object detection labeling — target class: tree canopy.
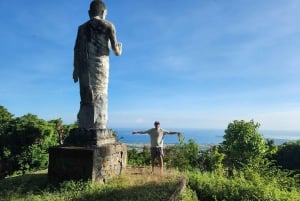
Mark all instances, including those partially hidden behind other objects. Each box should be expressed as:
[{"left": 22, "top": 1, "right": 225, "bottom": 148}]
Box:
[
  {"left": 221, "top": 120, "right": 266, "bottom": 169},
  {"left": 0, "top": 105, "right": 76, "bottom": 177}
]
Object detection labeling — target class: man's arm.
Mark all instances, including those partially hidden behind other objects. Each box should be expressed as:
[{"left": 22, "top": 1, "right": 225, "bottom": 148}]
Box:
[
  {"left": 165, "top": 131, "right": 182, "bottom": 137},
  {"left": 132, "top": 131, "right": 147, "bottom": 134},
  {"left": 167, "top": 131, "right": 181, "bottom": 135}
]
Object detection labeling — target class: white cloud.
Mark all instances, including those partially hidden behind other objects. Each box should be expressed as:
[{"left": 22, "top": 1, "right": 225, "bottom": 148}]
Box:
[{"left": 255, "top": 110, "right": 300, "bottom": 131}]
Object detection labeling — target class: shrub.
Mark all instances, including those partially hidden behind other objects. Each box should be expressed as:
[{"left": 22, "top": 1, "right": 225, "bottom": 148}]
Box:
[
  {"left": 164, "top": 139, "right": 200, "bottom": 171},
  {"left": 199, "top": 145, "right": 225, "bottom": 174},
  {"left": 0, "top": 106, "right": 77, "bottom": 176},
  {"left": 274, "top": 140, "right": 300, "bottom": 171},
  {"left": 127, "top": 149, "right": 151, "bottom": 166},
  {"left": 187, "top": 171, "right": 300, "bottom": 201}
]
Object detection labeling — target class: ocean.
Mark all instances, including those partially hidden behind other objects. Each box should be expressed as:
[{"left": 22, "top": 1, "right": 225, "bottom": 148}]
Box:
[{"left": 114, "top": 128, "right": 300, "bottom": 145}]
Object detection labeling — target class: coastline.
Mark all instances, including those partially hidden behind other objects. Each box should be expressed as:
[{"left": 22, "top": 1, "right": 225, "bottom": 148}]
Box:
[
  {"left": 115, "top": 128, "right": 299, "bottom": 146},
  {"left": 123, "top": 137, "right": 298, "bottom": 151},
  {"left": 124, "top": 142, "right": 214, "bottom": 151}
]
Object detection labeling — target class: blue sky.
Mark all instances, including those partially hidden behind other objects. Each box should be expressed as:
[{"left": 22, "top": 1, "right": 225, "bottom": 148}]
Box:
[{"left": 0, "top": 0, "right": 300, "bottom": 131}]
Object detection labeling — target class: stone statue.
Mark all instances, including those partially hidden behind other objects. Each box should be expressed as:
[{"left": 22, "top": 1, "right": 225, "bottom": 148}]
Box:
[
  {"left": 48, "top": 1, "right": 126, "bottom": 183},
  {"left": 73, "top": 0, "right": 122, "bottom": 129}
]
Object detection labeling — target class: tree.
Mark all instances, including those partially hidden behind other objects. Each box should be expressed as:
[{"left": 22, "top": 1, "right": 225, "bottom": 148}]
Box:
[
  {"left": 274, "top": 140, "right": 300, "bottom": 171},
  {"left": 0, "top": 105, "right": 13, "bottom": 135},
  {"left": 7, "top": 114, "right": 59, "bottom": 173},
  {"left": 0, "top": 106, "right": 14, "bottom": 177},
  {"left": 0, "top": 106, "right": 78, "bottom": 177},
  {"left": 199, "top": 145, "right": 225, "bottom": 173},
  {"left": 265, "top": 139, "right": 278, "bottom": 155},
  {"left": 221, "top": 120, "right": 266, "bottom": 169},
  {"left": 164, "top": 139, "right": 200, "bottom": 171}
]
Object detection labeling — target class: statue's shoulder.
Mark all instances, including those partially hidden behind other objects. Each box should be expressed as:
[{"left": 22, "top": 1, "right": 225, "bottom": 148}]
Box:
[
  {"left": 77, "top": 19, "right": 115, "bottom": 35},
  {"left": 77, "top": 21, "right": 90, "bottom": 33},
  {"left": 99, "top": 19, "right": 115, "bottom": 31},
  {"left": 80, "top": 20, "right": 91, "bottom": 27},
  {"left": 104, "top": 19, "right": 114, "bottom": 26}
]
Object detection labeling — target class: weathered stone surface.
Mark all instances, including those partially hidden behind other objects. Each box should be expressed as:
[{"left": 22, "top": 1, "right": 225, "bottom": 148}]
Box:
[
  {"left": 63, "top": 128, "right": 116, "bottom": 147},
  {"left": 48, "top": 147, "right": 94, "bottom": 181},
  {"left": 73, "top": 0, "right": 122, "bottom": 130},
  {"left": 48, "top": 143, "right": 127, "bottom": 183}
]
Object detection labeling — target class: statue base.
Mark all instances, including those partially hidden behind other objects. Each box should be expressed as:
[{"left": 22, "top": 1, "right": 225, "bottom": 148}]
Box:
[
  {"left": 48, "top": 128, "right": 127, "bottom": 183},
  {"left": 63, "top": 128, "right": 116, "bottom": 147},
  {"left": 48, "top": 144, "right": 127, "bottom": 183}
]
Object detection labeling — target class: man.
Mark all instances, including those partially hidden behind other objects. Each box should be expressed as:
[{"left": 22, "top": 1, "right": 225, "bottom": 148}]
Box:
[
  {"left": 132, "top": 121, "right": 181, "bottom": 174},
  {"left": 73, "top": 0, "right": 122, "bottom": 129}
]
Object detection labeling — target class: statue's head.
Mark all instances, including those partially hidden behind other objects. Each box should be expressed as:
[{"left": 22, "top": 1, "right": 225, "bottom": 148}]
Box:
[{"left": 89, "top": 0, "right": 107, "bottom": 19}]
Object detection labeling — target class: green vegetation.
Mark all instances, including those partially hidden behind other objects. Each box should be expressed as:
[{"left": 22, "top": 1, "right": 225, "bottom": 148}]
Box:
[
  {"left": 0, "top": 169, "right": 182, "bottom": 201},
  {"left": 127, "top": 147, "right": 151, "bottom": 166},
  {"left": 188, "top": 171, "right": 300, "bottom": 201},
  {"left": 127, "top": 119, "right": 300, "bottom": 200},
  {"left": 221, "top": 120, "right": 267, "bottom": 170},
  {"left": 273, "top": 140, "right": 300, "bottom": 172},
  {"left": 1, "top": 105, "right": 300, "bottom": 200},
  {"left": 0, "top": 106, "right": 76, "bottom": 178},
  {"left": 164, "top": 138, "right": 200, "bottom": 171}
]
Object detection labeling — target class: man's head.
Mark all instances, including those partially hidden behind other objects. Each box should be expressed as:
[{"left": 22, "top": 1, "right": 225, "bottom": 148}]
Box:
[
  {"left": 89, "top": 0, "right": 107, "bottom": 19},
  {"left": 154, "top": 121, "right": 160, "bottom": 129}
]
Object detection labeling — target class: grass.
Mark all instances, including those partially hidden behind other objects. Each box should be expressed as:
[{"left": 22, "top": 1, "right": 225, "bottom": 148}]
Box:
[
  {"left": 0, "top": 168, "right": 185, "bottom": 201},
  {"left": 2, "top": 167, "right": 299, "bottom": 201}
]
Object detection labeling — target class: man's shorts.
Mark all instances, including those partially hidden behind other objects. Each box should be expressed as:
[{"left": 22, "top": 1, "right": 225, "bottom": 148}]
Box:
[{"left": 150, "top": 147, "right": 163, "bottom": 158}]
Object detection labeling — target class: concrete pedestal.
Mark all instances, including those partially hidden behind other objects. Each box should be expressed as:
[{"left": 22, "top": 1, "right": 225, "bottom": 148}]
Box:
[
  {"left": 63, "top": 128, "right": 116, "bottom": 147},
  {"left": 48, "top": 143, "right": 127, "bottom": 183}
]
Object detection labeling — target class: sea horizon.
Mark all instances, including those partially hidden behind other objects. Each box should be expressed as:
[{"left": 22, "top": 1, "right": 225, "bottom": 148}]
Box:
[{"left": 113, "top": 128, "right": 300, "bottom": 145}]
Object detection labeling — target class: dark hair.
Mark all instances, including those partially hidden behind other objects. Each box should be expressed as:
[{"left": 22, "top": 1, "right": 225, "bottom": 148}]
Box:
[
  {"left": 89, "top": 0, "right": 106, "bottom": 17},
  {"left": 154, "top": 121, "right": 160, "bottom": 125}
]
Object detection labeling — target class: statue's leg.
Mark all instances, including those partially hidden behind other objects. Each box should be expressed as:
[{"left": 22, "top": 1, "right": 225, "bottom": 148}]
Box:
[
  {"left": 90, "top": 56, "right": 109, "bottom": 129},
  {"left": 94, "top": 94, "right": 107, "bottom": 129},
  {"left": 78, "top": 71, "right": 94, "bottom": 129}
]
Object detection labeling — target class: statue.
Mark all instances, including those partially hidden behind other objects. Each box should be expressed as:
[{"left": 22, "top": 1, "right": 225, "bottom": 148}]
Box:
[
  {"left": 48, "top": 1, "right": 126, "bottom": 183},
  {"left": 73, "top": 0, "right": 122, "bottom": 129}
]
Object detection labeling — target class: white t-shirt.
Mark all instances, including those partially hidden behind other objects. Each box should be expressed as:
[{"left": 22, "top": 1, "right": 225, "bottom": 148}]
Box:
[{"left": 145, "top": 128, "right": 169, "bottom": 147}]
